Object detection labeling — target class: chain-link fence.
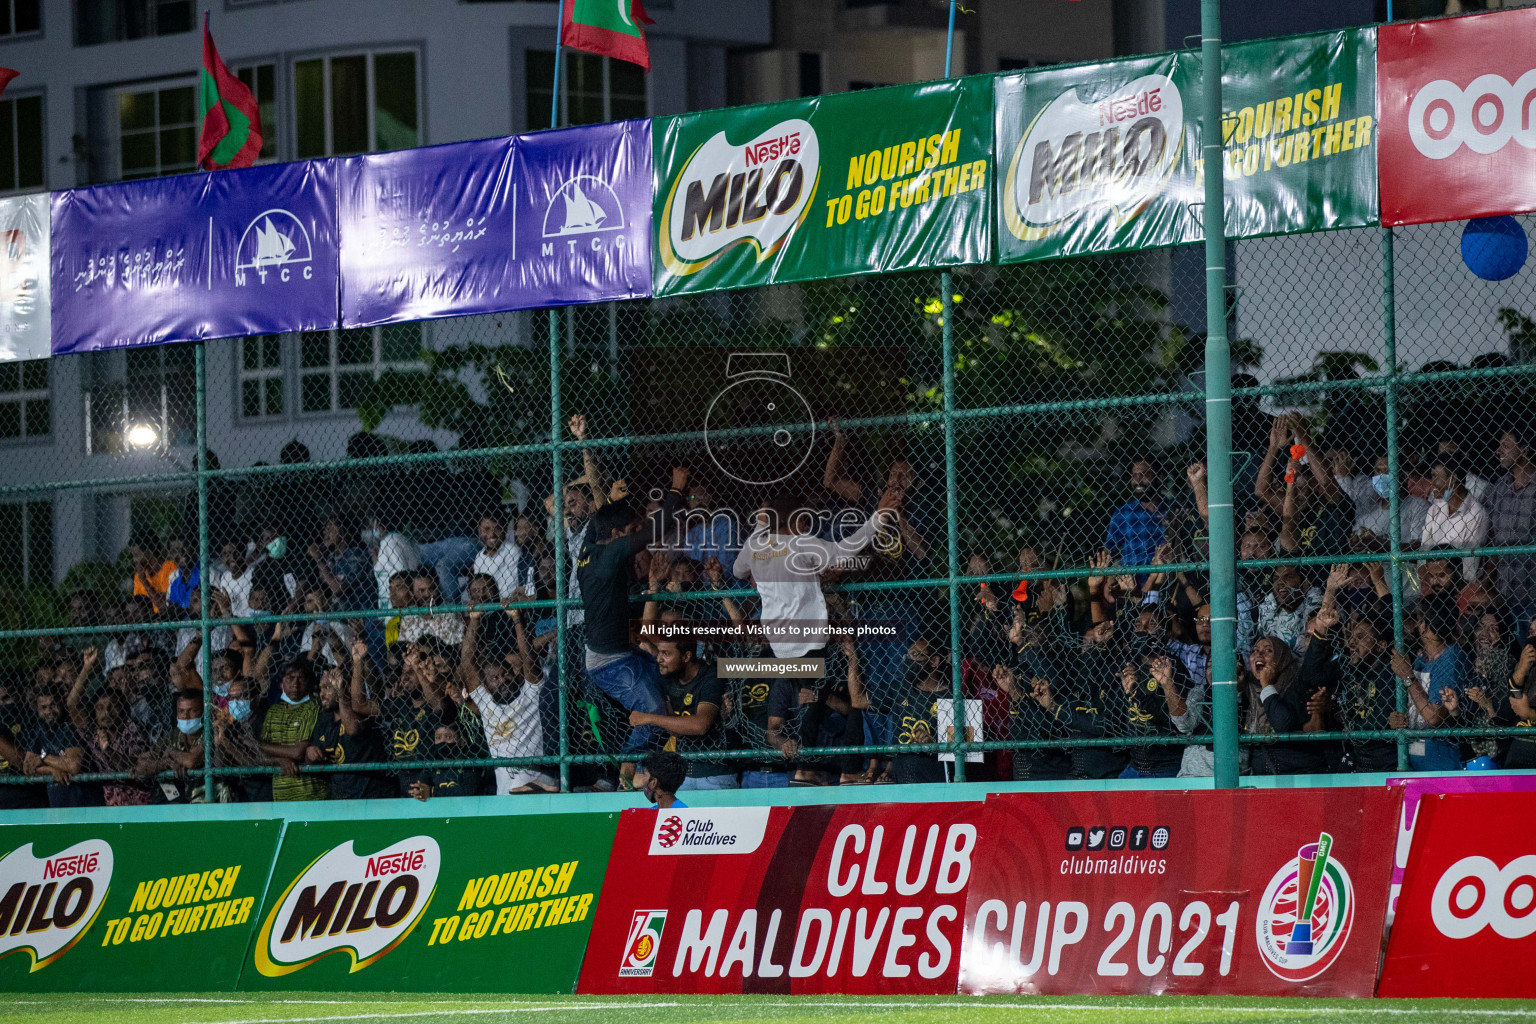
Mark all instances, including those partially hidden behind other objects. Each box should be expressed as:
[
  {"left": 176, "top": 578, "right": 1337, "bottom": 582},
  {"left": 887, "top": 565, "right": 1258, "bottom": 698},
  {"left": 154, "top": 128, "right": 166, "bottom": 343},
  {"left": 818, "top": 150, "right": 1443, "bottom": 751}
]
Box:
[{"left": 2, "top": 214, "right": 1534, "bottom": 808}]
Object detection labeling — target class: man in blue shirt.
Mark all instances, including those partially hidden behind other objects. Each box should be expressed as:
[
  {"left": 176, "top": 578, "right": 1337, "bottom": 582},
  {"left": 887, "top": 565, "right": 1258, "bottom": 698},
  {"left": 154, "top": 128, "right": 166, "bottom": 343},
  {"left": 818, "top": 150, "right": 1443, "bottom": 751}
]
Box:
[
  {"left": 1105, "top": 459, "right": 1167, "bottom": 571},
  {"left": 636, "top": 750, "right": 688, "bottom": 810}
]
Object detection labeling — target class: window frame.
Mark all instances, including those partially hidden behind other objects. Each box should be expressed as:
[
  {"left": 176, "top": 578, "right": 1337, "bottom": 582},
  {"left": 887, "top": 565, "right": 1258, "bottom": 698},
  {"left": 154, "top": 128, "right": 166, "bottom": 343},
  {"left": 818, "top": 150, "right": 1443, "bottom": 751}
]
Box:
[
  {"left": 0, "top": 90, "right": 45, "bottom": 195},
  {"left": 290, "top": 46, "right": 423, "bottom": 159},
  {"left": 110, "top": 74, "right": 200, "bottom": 181},
  {"left": 0, "top": 0, "right": 43, "bottom": 42},
  {"left": 83, "top": 345, "right": 195, "bottom": 456},
  {"left": 526, "top": 48, "right": 647, "bottom": 130},
  {"left": 74, "top": 0, "right": 194, "bottom": 47},
  {"left": 0, "top": 497, "right": 52, "bottom": 589},
  {"left": 233, "top": 59, "right": 280, "bottom": 164},
  {"left": 236, "top": 333, "right": 287, "bottom": 422},
  {"left": 0, "top": 356, "right": 50, "bottom": 444},
  {"left": 296, "top": 323, "right": 427, "bottom": 418}
]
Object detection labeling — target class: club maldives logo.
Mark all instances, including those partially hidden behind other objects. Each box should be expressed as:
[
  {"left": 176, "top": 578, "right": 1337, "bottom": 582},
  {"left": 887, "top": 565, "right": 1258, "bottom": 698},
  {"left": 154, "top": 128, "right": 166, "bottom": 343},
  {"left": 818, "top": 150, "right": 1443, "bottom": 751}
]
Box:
[
  {"left": 1003, "top": 73, "right": 1185, "bottom": 242},
  {"left": 235, "top": 208, "right": 315, "bottom": 286},
  {"left": 620, "top": 909, "right": 668, "bottom": 977},
  {"left": 1254, "top": 832, "right": 1356, "bottom": 982},
  {"left": 541, "top": 174, "right": 630, "bottom": 259},
  {"left": 254, "top": 837, "right": 440, "bottom": 976},
  {"left": 0, "top": 840, "right": 114, "bottom": 972},
  {"left": 647, "top": 807, "right": 771, "bottom": 856},
  {"left": 658, "top": 118, "right": 820, "bottom": 277}
]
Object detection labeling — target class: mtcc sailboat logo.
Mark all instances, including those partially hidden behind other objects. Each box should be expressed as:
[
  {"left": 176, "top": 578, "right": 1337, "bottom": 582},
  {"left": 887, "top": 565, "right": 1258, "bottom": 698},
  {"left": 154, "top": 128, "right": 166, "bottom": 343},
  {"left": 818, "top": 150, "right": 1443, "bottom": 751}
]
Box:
[
  {"left": 236, "top": 208, "right": 314, "bottom": 285},
  {"left": 542, "top": 175, "right": 628, "bottom": 258}
]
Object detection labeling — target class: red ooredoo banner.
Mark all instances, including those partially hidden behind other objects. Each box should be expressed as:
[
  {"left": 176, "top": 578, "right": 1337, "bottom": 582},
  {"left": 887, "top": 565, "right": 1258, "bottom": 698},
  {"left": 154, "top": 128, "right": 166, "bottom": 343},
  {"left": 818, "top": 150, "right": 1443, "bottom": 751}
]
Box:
[
  {"left": 1378, "top": 7, "right": 1536, "bottom": 226},
  {"left": 1379, "top": 791, "right": 1536, "bottom": 998},
  {"left": 957, "top": 788, "right": 1400, "bottom": 997},
  {"left": 577, "top": 801, "right": 983, "bottom": 995}
]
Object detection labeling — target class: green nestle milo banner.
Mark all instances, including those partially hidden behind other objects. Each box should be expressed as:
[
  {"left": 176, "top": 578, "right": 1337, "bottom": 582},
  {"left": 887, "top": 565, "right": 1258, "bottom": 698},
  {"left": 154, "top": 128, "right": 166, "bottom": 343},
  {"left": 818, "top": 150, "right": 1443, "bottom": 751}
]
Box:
[
  {"left": 1222, "top": 27, "right": 1378, "bottom": 238},
  {"left": 653, "top": 77, "right": 992, "bottom": 294},
  {"left": 239, "top": 813, "right": 617, "bottom": 991},
  {"left": 996, "top": 28, "right": 1377, "bottom": 262},
  {"left": 0, "top": 820, "right": 279, "bottom": 990}
]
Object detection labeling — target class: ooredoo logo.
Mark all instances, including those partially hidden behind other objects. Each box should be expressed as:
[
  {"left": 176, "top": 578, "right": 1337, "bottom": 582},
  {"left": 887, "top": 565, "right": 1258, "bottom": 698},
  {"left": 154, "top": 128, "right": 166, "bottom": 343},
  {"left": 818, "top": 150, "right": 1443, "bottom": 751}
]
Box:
[
  {"left": 254, "top": 837, "right": 440, "bottom": 976},
  {"left": 0, "top": 840, "right": 113, "bottom": 972},
  {"left": 647, "top": 808, "right": 770, "bottom": 856},
  {"left": 1430, "top": 854, "right": 1536, "bottom": 940},
  {"left": 1407, "top": 70, "right": 1536, "bottom": 160},
  {"left": 1003, "top": 73, "right": 1185, "bottom": 242},
  {"left": 620, "top": 909, "right": 668, "bottom": 977},
  {"left": 658, "top": 118, "right": 820, "bottom": 277},
  {"left": 1255, "top": 833, "right": 1355, "bottom": 982}
]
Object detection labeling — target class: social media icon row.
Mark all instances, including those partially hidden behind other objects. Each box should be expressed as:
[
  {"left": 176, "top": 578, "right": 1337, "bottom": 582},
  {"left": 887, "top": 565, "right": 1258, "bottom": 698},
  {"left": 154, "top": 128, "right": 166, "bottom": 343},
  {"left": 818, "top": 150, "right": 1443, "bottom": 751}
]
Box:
[{"left": 1065, "top": 825, "right": 1170, "bottom": 852}]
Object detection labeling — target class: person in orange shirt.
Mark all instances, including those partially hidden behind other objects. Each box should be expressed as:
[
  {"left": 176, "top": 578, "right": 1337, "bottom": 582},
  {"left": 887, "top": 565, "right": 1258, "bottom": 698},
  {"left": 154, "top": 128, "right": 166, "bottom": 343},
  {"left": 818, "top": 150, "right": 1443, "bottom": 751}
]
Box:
[{"left": 128, "top": 536, "right": 177, "bottom": 613}]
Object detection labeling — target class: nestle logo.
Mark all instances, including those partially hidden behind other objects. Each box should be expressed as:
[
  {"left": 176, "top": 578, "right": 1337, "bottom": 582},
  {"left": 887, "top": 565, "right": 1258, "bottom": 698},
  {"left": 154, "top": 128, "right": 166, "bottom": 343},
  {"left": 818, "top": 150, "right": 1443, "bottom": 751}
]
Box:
[
  {"left": 744, "top": 133, "right": 801, "bottom": 166},
  {"left": 365, "top": 849, "right": 425, "bottom": 877},
  {"left": 1097, "top": 87, "right": 1163, "bottom": 126},
  {"left": 43, "top": 853, "right": 99, "bottom": 879},
  {"left": 657, "top": 816, "right": 684, "bottom": 849}
]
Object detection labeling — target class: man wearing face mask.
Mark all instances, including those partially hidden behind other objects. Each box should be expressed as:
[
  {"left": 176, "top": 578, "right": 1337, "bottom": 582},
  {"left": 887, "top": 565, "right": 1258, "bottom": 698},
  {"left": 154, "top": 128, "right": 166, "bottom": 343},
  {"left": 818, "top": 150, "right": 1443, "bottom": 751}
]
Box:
[
  {"left": 137, "top": 691, "right": 210, "bottom": 802},
  {"left": 258, "top": 659, "right": 327, "bottom": 801},
  {"left": 1105, "top": 459, "right": 1167, "bottom": 573},
  {"left": 1356, "top": 455, "right": 1429, "bottom": 548},
  {"left": 215, "top": 676, "right": 268, "bottom": 801},
  {"left": 1420, "top": 458, "right": 1489, "bottom": 582}
]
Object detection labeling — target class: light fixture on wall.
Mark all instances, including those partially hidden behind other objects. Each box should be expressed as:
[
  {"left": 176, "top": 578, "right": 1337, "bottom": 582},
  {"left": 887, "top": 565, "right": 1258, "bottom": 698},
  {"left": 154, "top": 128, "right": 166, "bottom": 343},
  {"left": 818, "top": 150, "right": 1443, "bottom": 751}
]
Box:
[{"left": 126, "top": 423, "right": 160, "bottom": 449}]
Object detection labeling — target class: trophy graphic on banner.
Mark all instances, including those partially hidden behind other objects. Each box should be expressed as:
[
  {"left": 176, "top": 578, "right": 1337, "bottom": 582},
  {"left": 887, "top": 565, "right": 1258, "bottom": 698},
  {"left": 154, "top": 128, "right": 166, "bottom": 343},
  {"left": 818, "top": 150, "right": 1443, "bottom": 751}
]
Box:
[{"left": 1286, "top": 832, "right": 1333, "bottom": 956}]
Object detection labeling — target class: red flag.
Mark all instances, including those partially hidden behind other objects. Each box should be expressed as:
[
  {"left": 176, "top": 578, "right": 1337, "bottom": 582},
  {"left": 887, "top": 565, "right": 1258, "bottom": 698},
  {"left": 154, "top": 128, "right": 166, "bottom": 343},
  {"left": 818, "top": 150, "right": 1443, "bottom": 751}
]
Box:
[
  {"left": 0, "top": 68, "right": 18, "bottom": 100},
  {"left": 561, "top": 0, "right": 654, "bottom": 72},
  {"left": 197, "top": 15, "right": 262, "bottom": 171}
]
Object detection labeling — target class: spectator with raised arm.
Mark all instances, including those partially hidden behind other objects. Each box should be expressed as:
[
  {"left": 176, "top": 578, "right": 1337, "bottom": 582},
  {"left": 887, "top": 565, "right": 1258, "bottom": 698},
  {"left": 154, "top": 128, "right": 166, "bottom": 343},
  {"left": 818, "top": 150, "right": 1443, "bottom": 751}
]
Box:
[{"left": 462, "top": 605, "right": 557, "bottom": 794}]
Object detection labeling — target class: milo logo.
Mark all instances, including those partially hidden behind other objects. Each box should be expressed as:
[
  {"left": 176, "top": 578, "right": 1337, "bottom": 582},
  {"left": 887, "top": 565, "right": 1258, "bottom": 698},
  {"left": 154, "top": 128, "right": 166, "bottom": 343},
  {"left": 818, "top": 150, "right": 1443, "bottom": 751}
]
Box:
[
  {"left": 0, "top": 840, "right": 114, "bottom": 972},
  {"left": 659, "top": 118, "right": 820, "bottom": 276},
  {"left": 1003, "top": 72, "right": 1185, "bottom": 242},
  {"left": 254, "top": 837, "right": 440, "bottom": 977}
]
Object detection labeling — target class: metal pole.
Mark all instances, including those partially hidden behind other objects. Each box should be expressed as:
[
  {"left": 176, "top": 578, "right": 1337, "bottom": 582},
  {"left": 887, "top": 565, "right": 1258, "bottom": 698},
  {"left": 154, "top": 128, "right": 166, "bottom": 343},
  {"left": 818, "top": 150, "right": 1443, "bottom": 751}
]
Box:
[
  {"left": 550, "top": 1, "right": 571, "bottom": 792},
  {"left": 1382, "top": 0, "right": 1408, "bottom": 772},
  {"left": 1200, "top": 0, "right": 1239, "bottom": 788},
  {"left": 940, "top": 0, "right": 965, "bottom": 782},
  {"left": 195, "top": 339, "right": 214, "bottom": 800}
]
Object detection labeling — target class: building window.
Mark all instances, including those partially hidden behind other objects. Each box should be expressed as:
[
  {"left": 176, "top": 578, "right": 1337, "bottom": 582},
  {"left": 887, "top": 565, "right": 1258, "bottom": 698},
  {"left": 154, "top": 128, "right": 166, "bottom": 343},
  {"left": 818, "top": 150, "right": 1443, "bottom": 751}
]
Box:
[
  {"left": 84, "top": 344, "right": 194, "bottom": 454},
  {"left": 0, "top": 357, "right": 48, "bottom": 440},
  {"left": 294, "top": 50, "right": 419, "bottom": 159},
  {"left": 298, "top": 323, "right": 423, "bottom": 415},
  {"left": 75, "top": 0, "right": 194, "bottom": 47},
  {"left": 235, "top": 62, "right": 278, "bottom": 162},
  {"left": 0, "top": 499, "right": 51, "bottom": 588},
  {"left": 527, "top": 50, "right": 646, "bottom": 129},
  {"left": 0, "top": 94, "right": 43, "bottom": 194},
  {"left": 0, "top": 1, "right": 41, "bottom": 39},
  {"left": 239, "top": 334, "right": 284, "bottom": 419},
  {"left": 115, "top": 78, "right": 197, "bottom": 180},
  {"left": 798, "top": 52, "right": 823, "bottom": 98}
]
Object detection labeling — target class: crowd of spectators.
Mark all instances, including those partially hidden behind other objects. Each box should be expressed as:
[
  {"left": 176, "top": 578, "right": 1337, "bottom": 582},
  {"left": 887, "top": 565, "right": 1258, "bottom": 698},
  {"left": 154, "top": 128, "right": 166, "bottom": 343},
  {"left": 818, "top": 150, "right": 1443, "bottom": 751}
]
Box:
[{"left": 2, "top": 409, "right": 1534, "bottom": 809}]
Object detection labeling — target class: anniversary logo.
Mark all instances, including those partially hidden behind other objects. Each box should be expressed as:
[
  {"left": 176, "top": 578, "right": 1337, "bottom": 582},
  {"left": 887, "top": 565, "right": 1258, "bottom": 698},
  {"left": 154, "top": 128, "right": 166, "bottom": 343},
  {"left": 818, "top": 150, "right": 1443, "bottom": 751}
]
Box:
[{"left": 653, "top": 77, "right": 991, "bottom": 295}]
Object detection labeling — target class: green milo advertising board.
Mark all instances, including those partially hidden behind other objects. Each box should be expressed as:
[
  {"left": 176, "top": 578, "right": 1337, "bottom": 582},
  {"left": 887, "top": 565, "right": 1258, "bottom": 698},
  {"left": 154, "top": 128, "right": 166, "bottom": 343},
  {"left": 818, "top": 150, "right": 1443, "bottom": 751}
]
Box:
[
  {"left": 239, "top": 813, "right": 617, "bottom": 991},
  {"left": 0, "top": 820, "right": 279, "bottom": 990},
  {"left": 653, "top": 76, "right": 992, "bottom": 294},
  {"left": 995, "top": 27, "right": 1378, "bottom": 263}
]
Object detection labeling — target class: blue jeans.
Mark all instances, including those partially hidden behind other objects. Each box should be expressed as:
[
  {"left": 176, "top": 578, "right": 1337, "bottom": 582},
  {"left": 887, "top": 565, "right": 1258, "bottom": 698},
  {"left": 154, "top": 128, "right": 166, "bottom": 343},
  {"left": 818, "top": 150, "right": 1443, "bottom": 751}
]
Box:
[
  {"left": 679, "top": 774, "right": 740, "bottom": 791},
  {"left": 586, "top": 649, "right": 667, "bottom": 754},
  {"left": 418, "top": 535, "right": 480, "bottom": 601},
  {"left": 863, "top": 712, "right": 894, "bottom": 747},
  {"left": 741, "top": 770, "right": 789, "bottom": 788}
]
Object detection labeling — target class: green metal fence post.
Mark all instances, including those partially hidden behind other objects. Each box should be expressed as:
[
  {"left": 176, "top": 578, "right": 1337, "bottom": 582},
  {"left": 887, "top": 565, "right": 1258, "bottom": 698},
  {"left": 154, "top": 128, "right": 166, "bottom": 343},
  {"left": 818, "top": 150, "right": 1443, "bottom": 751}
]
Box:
[
  {"left": 196, "top": 339, "right": 214, "bottom": 800},
  {"left": 1201, "top": 0, "right": 1240, "bottom": 788},
  {"left": 1382, "top": 0, "right": 1409, "bottom": 772},
  {"left": 548, "top": 15, "right": 571, "bottom": 793},
  {"left": 941, "top": 0, "right": 966, "bottom": 782}
]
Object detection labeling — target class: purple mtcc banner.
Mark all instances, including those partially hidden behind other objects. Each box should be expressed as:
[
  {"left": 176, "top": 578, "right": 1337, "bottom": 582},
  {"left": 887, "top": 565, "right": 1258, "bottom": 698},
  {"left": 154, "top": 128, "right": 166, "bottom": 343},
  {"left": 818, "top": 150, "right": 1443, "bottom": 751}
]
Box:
[
  {"left": 50, "top": 161, "right": 340, "bottom": 354},
  {"left": 338, "top": 120, "right": 652, "bottom": 327}
]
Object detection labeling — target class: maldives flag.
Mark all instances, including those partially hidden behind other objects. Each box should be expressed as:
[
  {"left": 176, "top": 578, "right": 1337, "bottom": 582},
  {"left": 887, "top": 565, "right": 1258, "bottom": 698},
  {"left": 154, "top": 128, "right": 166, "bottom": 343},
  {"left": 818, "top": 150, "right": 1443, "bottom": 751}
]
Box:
[
  {"left": 197, "top": 15, "right": 262, "bottom": 170},
  {"left": 0, "top": 68, "right": 17, "bottom": 100},
  {"left": 561, "top": 0, "right": 654, "bottom": 71}
]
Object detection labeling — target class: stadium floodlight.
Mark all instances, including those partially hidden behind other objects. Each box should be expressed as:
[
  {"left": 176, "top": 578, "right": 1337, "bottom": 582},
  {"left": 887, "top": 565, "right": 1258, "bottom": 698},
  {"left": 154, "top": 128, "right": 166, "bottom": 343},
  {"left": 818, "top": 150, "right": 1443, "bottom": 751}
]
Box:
[{"left": 126, "top": 423, "right": 159, "bottom": 449}]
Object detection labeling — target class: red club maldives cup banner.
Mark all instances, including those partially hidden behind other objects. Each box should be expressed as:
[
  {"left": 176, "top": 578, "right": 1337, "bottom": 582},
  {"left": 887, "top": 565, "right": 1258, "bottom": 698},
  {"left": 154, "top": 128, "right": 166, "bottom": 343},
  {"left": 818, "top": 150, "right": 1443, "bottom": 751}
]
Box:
[
  {"left": 1378, "top": 6, "right": 1536, "bottom": 226},
  {"left": 1379, "top": 791, "right": 1536, "bottom": 998},
  {"left": 957, "top": 788, "right": 1399, "bottom": 997},
  {"left": 578, "top": 802, "right": 983, "bottom": 994}
]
